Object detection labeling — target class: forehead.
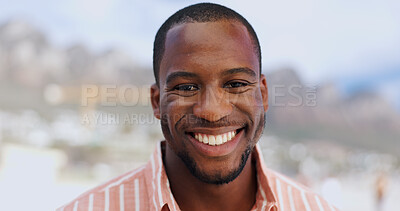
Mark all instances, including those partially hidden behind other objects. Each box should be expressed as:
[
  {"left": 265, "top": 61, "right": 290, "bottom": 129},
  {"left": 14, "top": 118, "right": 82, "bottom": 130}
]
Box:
[{"left": 159, "top": 20, "right": 259, "bottom": 83}]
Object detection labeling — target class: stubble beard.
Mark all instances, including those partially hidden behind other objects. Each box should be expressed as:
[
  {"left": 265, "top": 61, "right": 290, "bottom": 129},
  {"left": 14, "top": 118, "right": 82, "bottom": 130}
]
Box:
[
  {"left": 161, "top": 113, "right": 266, "bottom": 185},
  {"left": 176, "top": 144, "right": 253, "bottom": 185}
]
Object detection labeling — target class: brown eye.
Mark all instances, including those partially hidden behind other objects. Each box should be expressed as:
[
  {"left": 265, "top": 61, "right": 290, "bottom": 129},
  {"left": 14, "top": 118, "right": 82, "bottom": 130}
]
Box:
[
  {"left": 174, "top": 84, "right": 199, "bottom": 91},
  {"left": 224, "top": 81, "right": 249, "bottom": 88}
]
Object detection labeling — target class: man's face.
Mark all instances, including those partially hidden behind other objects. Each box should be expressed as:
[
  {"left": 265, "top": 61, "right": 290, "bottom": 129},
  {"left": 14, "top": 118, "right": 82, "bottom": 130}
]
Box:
[{"left": 151, "top": 20, "right": 268, "bottom": 184}]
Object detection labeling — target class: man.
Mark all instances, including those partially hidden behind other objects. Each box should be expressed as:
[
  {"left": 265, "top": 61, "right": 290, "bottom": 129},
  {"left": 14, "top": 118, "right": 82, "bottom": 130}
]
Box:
[{"left": 59, "top": 3, "right": 337, "bottom": 211}]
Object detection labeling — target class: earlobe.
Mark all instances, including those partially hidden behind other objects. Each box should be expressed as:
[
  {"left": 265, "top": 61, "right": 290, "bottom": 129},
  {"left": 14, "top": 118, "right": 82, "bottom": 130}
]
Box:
[
  {"left": 260, "top": 74, "right": 269, "bottom": 112},
  {"left": 150, "top": 84, "right": 161, "bottom": 119}
]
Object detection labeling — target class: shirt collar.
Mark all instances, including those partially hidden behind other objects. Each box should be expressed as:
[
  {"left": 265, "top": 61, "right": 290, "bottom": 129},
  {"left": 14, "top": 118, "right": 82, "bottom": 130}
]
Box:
[
  {"left": 146, "top": 141, "right": 279, "bottom": 211},
  {"left": 252, "top": 143, "right": 279, "bottom": 211},
  {"left": 144, "top": 141, "right": 179, "bottom": 211}
]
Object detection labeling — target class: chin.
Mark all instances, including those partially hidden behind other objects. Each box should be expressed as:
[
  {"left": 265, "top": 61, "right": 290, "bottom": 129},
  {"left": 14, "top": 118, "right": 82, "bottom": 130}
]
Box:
[{"left": 177, "top": 144, "right": 253, "bottom": 185}]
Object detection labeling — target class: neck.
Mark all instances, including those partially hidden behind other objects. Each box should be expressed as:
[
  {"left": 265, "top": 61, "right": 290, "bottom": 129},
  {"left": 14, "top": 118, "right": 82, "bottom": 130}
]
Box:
[{"left": 163, "top": 143, "right": 257, "bottom": 211}]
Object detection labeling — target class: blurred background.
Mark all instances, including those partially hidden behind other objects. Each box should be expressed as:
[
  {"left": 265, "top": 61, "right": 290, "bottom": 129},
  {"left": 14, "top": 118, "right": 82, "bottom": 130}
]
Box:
[{"left": 0, "top": 0, "right": 399, "bottom": 210}]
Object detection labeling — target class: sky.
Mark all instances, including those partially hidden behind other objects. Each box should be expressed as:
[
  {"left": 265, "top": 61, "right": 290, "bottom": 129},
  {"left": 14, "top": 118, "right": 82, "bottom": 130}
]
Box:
[{"left": 1, "top": 0, "right": 400, "bottom": 108}]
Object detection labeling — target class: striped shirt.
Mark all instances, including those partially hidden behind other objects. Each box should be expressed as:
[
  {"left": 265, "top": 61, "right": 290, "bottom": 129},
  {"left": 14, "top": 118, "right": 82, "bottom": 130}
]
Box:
[{"left": 58, "top": 141, "right": 338, "bottom": 211}]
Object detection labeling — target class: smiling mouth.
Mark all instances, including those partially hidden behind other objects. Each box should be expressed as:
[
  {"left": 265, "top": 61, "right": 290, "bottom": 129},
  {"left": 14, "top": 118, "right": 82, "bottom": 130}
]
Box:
[{"left": 188, "top": 128, "right": 242, "bottom": 146}]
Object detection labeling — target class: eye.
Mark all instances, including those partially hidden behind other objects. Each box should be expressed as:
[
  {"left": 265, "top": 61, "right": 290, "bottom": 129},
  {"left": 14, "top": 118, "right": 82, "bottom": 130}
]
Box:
[
  {"left": 224, "top": 81, "right": 249, "bottom": 88},
  {"left": 173, "top": 84, "right": 199, "bottom": 91}
]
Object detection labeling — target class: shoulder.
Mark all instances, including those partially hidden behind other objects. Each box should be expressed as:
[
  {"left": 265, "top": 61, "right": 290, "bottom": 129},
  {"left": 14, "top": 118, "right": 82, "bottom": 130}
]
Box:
[
  {"left": 57, "top": 165, "right": 148, "bottom": 211},
  {"left": 264, "top": 168, "right": 340, "bottom": 211}
]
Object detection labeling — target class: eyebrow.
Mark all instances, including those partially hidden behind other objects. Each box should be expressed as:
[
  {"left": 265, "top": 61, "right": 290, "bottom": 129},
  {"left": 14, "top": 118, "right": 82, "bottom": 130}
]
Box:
[
  {"left": 222, "top": 67, "right": 257, "bottom": 78},
  {"left": 166, "top": 71, "right": 198, "bottom": 84},
  {"left": 165, "top": 67, "right": 257, "bottom": 84}
]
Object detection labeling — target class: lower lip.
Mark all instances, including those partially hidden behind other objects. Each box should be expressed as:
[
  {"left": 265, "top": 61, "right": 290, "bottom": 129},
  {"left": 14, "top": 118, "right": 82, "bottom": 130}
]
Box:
[{"left": 187, "top": 129, "right": 244, "bottom": 157}]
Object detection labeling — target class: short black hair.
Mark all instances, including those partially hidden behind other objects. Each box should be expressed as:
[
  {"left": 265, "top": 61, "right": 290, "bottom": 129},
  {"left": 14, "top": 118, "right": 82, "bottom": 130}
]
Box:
[{"left": 153, "top": 2, "right": 261, "bottom": 85}]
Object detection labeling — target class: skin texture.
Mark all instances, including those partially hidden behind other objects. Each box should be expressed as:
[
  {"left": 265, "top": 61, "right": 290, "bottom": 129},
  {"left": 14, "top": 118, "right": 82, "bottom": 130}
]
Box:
[{"left": 150, "top": 20, "right": 269, "bottom": 211}]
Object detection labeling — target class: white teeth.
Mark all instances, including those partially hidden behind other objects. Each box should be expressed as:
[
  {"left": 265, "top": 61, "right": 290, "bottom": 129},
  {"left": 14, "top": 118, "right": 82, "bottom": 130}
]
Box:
[
  {"left": 228, "top": 132, "right": 232, "bottom": 140},
  {"left": 222, "top": 134, "right": 227, "bottom": 143},
  {"left": 203, "top": 135, "right": 209, "bottom": 144},
  {"left": 216, "top": 135, "right": 223, "bottom": 145},
  {"left": 209, "top": 135, "right": 216, "bottom": 146},
  {"left": 193, "top": 130, "right": 238, "bottom": 146}
]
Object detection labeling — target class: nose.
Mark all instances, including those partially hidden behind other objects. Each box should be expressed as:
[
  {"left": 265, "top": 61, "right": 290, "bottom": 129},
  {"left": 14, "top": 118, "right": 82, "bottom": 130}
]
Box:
[{"left": 193, "top": 86, "right": 233, "bottom": 122}]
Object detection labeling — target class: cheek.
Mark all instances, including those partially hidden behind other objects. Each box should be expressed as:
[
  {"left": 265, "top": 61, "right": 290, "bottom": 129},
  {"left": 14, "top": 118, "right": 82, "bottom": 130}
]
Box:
[
  {"left": 231, "top": 90, "right": 265, "bottom": 134},
  {"left": 161, "top": 96, "right": 194, "bottom": 131},
  {"left": 229, "top": 90, "right": 265, "bottom": 111}
]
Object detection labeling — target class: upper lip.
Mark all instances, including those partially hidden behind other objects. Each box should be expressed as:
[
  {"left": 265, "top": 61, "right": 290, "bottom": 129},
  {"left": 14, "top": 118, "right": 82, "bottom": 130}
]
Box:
[{"left": 185, "top": 126, "right": 243, "bottom": 135}]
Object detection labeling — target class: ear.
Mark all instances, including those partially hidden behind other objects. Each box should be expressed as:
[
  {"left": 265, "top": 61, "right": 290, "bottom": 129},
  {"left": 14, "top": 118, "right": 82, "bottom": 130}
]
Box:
[
  {"left": 150, "top": 83, "right": 161, "bottom": 119},
  {"left": 260, "top": 74, "right": 269, "bottom": 112}
]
